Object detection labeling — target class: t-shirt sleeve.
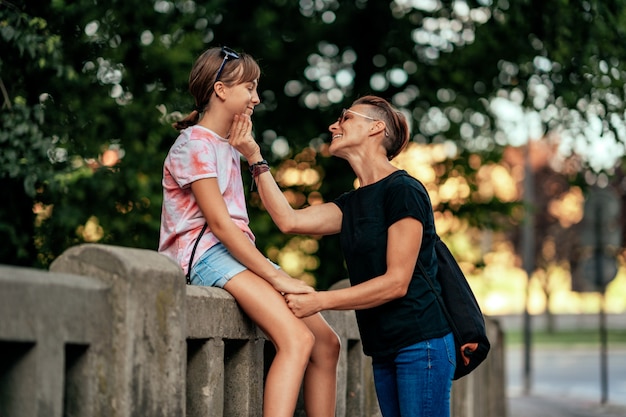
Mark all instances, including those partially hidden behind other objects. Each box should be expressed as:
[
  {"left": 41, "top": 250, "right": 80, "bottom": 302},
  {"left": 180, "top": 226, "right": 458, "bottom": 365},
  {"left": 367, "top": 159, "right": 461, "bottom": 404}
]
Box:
[
  {"left": 169, "top": 139, "right": 217, "bottom": 189},
  {"left": 384, "top": 174, "right": 431, "bottom": 227},
  {"left": 332, "top": 191, "right": 351, "bottom": 211}
]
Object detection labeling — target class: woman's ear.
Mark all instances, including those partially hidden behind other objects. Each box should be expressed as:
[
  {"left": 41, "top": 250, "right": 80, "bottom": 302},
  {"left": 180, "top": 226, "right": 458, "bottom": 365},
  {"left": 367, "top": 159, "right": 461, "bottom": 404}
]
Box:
[{"left": 371, "top": 120, "right": 387, "bottom": 136}]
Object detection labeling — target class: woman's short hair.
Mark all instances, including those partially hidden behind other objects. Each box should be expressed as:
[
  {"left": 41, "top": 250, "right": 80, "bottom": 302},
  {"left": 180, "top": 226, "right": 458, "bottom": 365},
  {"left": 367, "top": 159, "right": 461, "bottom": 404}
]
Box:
[{"left": 352, "top": 95, "right": 410, "bottom": 160}]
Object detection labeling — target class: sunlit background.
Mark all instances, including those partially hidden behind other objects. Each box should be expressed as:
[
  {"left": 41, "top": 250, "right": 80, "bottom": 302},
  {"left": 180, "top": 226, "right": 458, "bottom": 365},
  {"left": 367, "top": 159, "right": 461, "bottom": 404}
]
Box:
[
  {"left": 8, "top": 0, "right": 626, "bottom": 322},
  {"left": 256, "top": 138, "right": 626, "bottom": 318}
]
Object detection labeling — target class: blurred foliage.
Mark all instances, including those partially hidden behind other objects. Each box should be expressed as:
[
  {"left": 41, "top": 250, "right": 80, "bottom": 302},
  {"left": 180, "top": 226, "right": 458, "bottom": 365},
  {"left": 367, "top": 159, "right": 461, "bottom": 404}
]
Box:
[{"left": 2, "top": 0, "right": 626, "bottom": 289}]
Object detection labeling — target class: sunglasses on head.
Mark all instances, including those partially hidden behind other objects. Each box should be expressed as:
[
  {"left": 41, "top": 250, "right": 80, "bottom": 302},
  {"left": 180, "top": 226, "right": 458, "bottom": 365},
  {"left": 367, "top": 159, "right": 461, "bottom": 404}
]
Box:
[{"left": 214, "top": 46, "right": 240, "bottom": 84}]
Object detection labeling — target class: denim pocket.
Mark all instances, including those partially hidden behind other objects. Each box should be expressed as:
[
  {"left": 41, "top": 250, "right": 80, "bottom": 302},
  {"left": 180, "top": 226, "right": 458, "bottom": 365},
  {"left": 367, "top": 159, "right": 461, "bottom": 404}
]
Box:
[{"left": 443, "top": 332, "right": 457, "bottom": 367}]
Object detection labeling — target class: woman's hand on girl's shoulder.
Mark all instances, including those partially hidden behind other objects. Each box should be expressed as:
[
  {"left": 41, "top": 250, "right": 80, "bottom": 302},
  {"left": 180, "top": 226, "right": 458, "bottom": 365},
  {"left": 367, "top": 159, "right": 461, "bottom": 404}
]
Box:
[{"left": 230, "top": 113, "right": 261, "bottom": 162}]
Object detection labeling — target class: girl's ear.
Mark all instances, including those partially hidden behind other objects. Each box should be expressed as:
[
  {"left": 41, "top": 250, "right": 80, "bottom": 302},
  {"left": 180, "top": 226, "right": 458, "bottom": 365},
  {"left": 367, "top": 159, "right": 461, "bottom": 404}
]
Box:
[{"left": 214, "top": 81, "right": 227, "bottom": 100}]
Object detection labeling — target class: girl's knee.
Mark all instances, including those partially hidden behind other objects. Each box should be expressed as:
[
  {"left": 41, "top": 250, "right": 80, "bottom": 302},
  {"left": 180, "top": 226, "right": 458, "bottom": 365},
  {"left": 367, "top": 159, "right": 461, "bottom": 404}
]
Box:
[
  {"left": 312, "top": 328, "right": 341, "bottom": 365},
  {"left": 284, "top": 326, "right": 316, "bottom": 355},
  {"left": 302, "top": 328, "right": 316, "bottom": 351},
  {"left": 327, "top": 331, "right": 341, "bottom": 359},
  {"left": 323, "top": 325, "right": 341, "bottom": 351}
]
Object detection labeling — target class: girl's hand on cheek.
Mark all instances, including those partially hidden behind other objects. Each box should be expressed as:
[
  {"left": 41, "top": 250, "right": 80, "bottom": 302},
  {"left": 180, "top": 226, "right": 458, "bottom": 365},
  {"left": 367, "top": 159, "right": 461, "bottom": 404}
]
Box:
[{"left": 230, "top": 114, "right": 261, "bottom": 161}]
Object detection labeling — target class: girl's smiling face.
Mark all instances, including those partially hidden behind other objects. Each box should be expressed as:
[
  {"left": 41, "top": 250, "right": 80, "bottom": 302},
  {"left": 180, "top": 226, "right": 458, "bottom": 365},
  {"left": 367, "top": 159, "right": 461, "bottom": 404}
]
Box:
[{"left": 224, "top": 78, "right": 260, "bottom": 117}]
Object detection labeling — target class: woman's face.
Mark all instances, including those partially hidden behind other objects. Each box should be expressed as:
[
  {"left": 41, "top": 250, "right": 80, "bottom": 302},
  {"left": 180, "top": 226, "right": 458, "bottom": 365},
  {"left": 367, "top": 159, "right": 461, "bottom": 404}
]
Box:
[{"left": 328, "top": 106, "right": 378, "bottom": 157}]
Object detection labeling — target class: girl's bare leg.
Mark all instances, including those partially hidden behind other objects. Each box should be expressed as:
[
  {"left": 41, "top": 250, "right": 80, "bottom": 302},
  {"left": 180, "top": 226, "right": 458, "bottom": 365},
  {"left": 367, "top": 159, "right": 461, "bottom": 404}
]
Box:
[
  {"left": 301, "top": 314, "right": 341, "bottom": 417},
  {"left": 224, "top": 271, "right": 315, "bottom": 417}
]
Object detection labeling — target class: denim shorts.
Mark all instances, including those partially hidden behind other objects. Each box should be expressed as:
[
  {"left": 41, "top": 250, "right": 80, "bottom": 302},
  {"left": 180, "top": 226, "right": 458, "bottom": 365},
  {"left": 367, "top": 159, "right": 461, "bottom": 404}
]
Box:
[{"left": 190, "top": 243, "right": 279, "bottom": 288}]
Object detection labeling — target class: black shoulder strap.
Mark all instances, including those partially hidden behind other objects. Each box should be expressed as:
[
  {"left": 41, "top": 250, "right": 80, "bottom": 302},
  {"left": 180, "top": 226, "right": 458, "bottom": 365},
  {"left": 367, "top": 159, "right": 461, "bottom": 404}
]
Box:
[
  {"left": 186, "top": 222, "right": 208, "bottom": 285},
  {"left": 416, "top": 238, "right": 463, "bottom": 344}
]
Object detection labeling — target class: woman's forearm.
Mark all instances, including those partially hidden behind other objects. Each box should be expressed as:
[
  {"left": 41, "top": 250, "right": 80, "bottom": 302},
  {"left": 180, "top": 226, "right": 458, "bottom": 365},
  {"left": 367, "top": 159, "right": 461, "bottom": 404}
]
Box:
[
  {"left": 324, "top": 274, "right": 408, "bottom": 310},
  {"left": 284, "top": 272, "right": 409, "bottom": 317},
  {"left": 255, "top": 169, "right": 343, "bottom": 235},
  {"left": 254, "top": 170, "right": 300, "bottom": 233},
  {"left": 229, "top": 115, "right": 341, "bottom": 235}
]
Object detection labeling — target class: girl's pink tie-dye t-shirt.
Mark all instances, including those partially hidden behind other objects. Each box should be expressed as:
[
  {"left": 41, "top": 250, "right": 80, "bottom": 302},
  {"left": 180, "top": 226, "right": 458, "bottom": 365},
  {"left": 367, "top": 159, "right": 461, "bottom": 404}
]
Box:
[{"left": 158, "top": 125, "right": 254, "bottom": 273}]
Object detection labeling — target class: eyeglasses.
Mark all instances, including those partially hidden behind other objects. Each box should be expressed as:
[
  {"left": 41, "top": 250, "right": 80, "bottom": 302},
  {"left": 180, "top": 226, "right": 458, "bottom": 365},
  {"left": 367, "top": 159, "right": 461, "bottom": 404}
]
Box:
[
  {"left": 338, "top": 108, "right": 377, "bottom": 124},
  {"left": 337, "top": 108, "right": 390, "bottom": 137},
  {"left": 214, "top": 46, "right": 240, "bottom": 84}
]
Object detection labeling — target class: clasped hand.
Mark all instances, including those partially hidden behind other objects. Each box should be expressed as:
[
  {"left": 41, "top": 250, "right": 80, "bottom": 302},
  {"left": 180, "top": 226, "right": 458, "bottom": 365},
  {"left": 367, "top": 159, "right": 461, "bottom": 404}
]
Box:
[
  {"left": 262, "top": 261, "right": 319, "bottom": 318},
  {"left": 284, "top": 292, "right": 321, "bottom": 318}
]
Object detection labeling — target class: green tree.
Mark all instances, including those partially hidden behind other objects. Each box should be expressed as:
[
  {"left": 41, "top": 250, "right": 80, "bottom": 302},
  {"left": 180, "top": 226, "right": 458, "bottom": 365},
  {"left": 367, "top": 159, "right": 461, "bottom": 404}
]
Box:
[{"left": 3, "top": 0, "right": 626, "bottom": 291}]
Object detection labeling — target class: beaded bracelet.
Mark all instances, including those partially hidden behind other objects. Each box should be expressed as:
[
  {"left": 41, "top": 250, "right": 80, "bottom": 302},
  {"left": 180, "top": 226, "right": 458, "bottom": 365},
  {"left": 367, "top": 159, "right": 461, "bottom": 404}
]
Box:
[{"left": 249, "top": 159, "right": 269, "bottom": 191}]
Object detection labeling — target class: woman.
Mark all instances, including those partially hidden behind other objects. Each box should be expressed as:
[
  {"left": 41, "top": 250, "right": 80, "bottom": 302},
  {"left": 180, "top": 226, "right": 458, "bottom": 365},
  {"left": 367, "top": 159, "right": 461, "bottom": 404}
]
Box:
[
  {"left": 158, "top": 46, "right": 340, "bottom": 417},
  {"left": 231, "top": 95, "right": 457, "bottom": 417}
]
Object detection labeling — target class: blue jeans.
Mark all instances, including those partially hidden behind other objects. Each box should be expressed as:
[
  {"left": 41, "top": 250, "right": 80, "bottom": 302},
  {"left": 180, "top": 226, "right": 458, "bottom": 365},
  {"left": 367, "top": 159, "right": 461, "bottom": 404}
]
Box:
[{"left": 372, "top": 332, "right": 456, "bottom": 417}]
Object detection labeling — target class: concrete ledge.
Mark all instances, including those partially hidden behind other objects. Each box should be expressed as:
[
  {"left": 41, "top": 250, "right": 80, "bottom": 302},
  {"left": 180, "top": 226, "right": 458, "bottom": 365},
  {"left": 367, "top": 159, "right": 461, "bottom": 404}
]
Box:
[
  {"left": 185, "top": 285, "right": 263, "bottom": 340},
  {"left": 50, "top": 244, "right": 187, "bottom": 417},
  {"left": 0, "top": 265, "right": 112, "bottom": 417},
  {"left": 0, "top": 265, "right": 109, "bottom": 343},
  {"left": 1, "top": 244, "right": 506, "bottom": 417}
]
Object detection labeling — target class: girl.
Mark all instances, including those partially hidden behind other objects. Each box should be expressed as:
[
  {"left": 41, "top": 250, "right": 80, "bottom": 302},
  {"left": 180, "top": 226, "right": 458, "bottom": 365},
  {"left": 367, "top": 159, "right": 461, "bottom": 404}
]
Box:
[{"left": 158, "top": 46, "right": 340, "bottom": 417}]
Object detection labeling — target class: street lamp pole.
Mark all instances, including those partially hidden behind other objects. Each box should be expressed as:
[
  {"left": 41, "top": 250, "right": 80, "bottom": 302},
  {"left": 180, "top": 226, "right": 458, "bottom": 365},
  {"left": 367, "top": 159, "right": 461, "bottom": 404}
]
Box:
[{"left": 521, "top": 142, "right": 535, "bottom": 396}]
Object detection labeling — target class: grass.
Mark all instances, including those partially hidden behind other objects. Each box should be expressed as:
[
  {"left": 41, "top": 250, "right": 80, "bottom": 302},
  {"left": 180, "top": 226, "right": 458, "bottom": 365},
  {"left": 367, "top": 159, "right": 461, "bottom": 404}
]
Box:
[{"left": 504, "top": 329, "right": 626, "bottom": 347}]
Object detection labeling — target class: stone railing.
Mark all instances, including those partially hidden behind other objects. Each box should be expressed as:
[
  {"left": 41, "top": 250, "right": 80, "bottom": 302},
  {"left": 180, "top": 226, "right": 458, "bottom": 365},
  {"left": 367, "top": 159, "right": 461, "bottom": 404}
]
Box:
[{"left": 0, "top": 244, "right": 505, "bottom": 417}]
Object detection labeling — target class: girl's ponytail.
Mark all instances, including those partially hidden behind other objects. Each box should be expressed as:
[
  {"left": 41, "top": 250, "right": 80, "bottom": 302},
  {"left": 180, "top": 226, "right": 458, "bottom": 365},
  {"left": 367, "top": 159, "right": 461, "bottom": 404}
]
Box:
[{"left": 172, "top": 109, "right": 201, "bottom": 131}]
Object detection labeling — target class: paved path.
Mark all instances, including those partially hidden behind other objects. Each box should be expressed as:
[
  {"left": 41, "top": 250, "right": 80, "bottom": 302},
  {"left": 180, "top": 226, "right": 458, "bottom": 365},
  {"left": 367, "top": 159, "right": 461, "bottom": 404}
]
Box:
[
  {"left": 506, "top": 344, "right": 626, "bottom": 416},
  {"left": 506, "top": 345, "right": 626, "bottom": 403},
  {"left": 508, "top": 395, "right": 626, "bottom": 417}
]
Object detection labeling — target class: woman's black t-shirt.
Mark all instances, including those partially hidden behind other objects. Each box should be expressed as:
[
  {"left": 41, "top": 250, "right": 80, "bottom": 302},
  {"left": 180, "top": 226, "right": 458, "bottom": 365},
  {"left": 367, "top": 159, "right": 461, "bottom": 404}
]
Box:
[{"left": 333, "top": 170, "right": 450, "bottom": 358}]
